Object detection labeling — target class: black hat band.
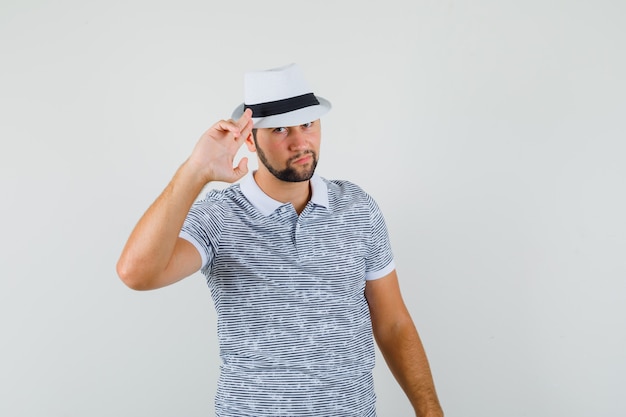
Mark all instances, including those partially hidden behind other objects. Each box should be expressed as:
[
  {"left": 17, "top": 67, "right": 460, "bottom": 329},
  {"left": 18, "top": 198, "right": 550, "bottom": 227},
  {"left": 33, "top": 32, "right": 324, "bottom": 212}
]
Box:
[{"left": 244, "top": 93, "right": 319, "bottom": 118}]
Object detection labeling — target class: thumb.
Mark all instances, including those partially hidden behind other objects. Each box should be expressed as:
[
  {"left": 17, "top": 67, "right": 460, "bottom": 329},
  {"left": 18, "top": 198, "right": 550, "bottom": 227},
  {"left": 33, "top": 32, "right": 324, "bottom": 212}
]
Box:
[{"left": 232, "top": 157, "right": 249, "bottom": 180}]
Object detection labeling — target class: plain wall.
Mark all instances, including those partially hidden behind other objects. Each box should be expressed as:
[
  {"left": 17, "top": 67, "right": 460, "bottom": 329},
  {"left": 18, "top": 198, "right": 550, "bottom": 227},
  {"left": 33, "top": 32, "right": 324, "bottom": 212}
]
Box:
[{"left": 1, "top": 0, "right": 625, "bottom": 416}]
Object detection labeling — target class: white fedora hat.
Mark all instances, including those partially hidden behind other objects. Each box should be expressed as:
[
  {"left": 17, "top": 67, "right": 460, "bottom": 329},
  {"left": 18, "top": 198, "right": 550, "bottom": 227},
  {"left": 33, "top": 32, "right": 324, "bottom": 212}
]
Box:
[{"left": 231, "top": 63, "right": 331, "bottom": 129}]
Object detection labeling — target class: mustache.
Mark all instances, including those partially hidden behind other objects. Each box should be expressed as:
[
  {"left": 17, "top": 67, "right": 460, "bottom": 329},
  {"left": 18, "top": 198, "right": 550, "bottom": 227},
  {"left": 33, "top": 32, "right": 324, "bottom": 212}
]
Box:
[{"left": 287, "top": 150, "right": 316, "bottom": 165}]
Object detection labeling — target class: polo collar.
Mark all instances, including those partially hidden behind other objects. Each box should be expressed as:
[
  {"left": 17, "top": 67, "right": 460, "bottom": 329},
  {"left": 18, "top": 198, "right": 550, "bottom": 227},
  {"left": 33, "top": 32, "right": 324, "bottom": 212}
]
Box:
[{"left": 240, "top": 172, "right": 329, "bottom": 216}]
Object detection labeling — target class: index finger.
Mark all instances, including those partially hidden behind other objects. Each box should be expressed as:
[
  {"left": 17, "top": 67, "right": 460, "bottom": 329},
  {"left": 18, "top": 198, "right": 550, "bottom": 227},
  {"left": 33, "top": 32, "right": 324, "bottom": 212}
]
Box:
[
  {"left": 236, "top": 108, "right": 253, "bottom": 130},
  {"left": 236, "top": 116, "right": 254, "bottom": 143}
]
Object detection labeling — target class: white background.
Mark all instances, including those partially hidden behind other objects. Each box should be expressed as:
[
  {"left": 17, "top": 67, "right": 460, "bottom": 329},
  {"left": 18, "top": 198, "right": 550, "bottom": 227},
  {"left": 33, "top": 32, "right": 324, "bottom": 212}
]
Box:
[{"left": 1, "top": 1, "right": 625, "bottom": 416}]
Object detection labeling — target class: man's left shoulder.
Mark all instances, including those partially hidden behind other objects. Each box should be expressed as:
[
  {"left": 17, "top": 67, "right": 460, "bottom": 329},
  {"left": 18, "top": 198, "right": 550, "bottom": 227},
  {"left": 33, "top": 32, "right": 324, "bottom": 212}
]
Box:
[
  {"left": 323, "top": 177, "right": 368, "bottom": 197},
  {"left": 321, "top": 177, "right": 378, "bottom": 210}
]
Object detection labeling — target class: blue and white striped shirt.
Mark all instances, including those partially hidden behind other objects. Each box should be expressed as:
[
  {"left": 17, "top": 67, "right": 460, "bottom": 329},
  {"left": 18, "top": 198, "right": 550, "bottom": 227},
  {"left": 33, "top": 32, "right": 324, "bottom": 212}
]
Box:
[{"left": 180, "top": 173, "right": 395, "bottom": 417}]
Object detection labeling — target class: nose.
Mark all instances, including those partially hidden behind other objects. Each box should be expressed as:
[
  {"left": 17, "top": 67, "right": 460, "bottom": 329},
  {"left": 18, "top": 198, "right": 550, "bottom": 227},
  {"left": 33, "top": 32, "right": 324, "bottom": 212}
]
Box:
[{"left": 287, "top": 127, "right": 308, "bottom": 151}]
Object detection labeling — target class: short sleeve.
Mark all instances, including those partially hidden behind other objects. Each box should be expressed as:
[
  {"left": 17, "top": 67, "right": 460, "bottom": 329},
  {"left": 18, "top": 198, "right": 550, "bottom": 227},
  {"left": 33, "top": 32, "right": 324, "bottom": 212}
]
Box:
[
  {"left": 364, "top": 195, "right": 395, "bottom": 280},
  {"left": 179, "top": 194, "right": 226, "bottom": 271}
]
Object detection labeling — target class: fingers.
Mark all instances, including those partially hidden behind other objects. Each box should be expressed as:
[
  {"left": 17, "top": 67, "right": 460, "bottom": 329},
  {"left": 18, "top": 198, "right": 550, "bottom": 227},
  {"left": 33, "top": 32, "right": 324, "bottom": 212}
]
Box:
[
  {"left": 237, "top": 117, "right": 253, "bottom": 144},
  {"left": 213, "top": 108, "right": 253, "bottom": 140},
  {"left": 234, "top": 108, "right": 253, "bottom": 140},
  {"left": 213, "top": 119, "right": 242, "bottom": 137},
  {"left": 237, "top": 108, "right": 253, "bottom": 127}
]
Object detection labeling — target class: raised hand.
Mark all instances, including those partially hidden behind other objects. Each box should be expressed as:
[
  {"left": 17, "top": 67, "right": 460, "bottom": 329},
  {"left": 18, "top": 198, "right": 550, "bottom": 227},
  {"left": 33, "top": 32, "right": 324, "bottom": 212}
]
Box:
[{"left": 187, "top": 108, "right": 254, "bottom": 184}]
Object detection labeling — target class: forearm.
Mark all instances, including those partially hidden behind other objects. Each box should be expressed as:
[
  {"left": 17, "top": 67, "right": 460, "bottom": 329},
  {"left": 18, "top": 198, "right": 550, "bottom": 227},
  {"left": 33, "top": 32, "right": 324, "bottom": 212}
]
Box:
[
  {"left": 116, "top": 161, "right": 207, "bottom": 289},
  {"left": 117, "top": 111, "right": 252, "bottom": 290},
  {"left": 375, "top": 320, "right": 443, "bottom": 417}
]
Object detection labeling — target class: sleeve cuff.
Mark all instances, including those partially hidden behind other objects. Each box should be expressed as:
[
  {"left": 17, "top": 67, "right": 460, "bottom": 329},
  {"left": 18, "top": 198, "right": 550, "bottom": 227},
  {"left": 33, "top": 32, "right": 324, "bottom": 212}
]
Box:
[
  {"left": 364, "top": 260, "right": 396, "bottom": 281},
  {"left": 179, "top": 231, "right": 208, "bottom": 268}
]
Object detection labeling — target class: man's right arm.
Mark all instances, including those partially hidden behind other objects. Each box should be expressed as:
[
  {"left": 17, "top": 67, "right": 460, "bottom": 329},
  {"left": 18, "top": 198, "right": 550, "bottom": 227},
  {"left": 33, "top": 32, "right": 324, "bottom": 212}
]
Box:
[{"left": 116, "top": 109, "right": 254, "bottom": 290}]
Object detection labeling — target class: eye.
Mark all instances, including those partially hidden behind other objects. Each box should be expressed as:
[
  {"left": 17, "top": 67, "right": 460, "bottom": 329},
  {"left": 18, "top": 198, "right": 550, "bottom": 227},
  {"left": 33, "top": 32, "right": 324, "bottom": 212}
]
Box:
[
  {"left": 272, "top": 127, "right": 287, "bottom": 134},
  {"left": 302, "top": 121, "right": 313, "bottom": 128}
]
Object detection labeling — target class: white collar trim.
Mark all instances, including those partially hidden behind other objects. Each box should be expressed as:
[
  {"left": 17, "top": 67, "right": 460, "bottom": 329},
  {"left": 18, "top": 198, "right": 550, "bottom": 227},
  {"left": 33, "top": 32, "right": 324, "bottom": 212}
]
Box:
[{"left": 239, "top": 172, "right": 329, "bottom": 216}]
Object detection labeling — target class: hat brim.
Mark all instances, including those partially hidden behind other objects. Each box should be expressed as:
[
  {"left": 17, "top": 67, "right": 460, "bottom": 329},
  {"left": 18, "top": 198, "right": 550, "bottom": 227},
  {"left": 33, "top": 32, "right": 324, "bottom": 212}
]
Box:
[{"left": 231, "top": 96, "right": 331, "bottom": 129}]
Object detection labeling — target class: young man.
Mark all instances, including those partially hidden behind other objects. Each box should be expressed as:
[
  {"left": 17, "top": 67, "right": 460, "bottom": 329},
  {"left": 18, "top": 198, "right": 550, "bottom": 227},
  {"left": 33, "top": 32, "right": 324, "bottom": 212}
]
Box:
[{"left": 117, "top": 63, "right": 443, "bottom": 417}]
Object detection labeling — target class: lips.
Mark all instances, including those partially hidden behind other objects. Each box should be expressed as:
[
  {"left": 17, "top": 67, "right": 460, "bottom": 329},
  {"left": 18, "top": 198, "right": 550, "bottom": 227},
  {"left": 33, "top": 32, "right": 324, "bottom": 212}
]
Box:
[
  {"left": 289, "top": 151, "right": 314, "bottom": 165},
  {"left": 293, "top": 155, "right": 312, "bottom": 164}
]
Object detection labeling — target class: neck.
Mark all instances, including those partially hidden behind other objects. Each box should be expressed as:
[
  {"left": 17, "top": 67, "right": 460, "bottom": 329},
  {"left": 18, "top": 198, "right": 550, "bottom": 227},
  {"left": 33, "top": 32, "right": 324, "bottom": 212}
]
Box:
[{"left": 253, "top": 169, "right": 311, "bottom": 214}]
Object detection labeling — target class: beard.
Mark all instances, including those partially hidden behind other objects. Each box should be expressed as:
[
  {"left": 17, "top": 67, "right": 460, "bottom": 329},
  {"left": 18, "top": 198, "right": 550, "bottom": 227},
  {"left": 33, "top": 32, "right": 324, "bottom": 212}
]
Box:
[{"left": 255, "top": 143, "right": 318, "bottom": 183}]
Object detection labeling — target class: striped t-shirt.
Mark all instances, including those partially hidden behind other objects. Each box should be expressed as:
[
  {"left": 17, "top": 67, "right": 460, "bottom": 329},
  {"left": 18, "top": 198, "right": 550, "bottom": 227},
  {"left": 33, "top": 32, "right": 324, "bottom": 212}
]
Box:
[{"left": 180, "top": 173, "right": 395, "bottom": 417}]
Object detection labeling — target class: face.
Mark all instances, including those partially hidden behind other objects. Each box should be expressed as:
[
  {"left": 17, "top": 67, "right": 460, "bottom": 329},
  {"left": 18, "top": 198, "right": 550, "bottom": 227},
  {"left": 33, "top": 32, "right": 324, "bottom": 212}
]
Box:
[{"left": 249, "top": 120, "right": 321, "bottom": 183}]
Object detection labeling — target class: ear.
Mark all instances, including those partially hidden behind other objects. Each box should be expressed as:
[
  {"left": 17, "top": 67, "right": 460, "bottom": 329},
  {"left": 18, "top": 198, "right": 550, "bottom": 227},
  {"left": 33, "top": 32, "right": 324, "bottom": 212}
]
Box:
[{"left": 245, "top": 132, "right": 256, "bottom": 152}]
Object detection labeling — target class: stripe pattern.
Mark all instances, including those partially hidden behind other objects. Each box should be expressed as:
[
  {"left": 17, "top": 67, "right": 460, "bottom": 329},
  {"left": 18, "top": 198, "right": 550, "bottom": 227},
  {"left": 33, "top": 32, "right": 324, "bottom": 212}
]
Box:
[{"left": 180, "top": 176, "right": 394, "bottom": 417}]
